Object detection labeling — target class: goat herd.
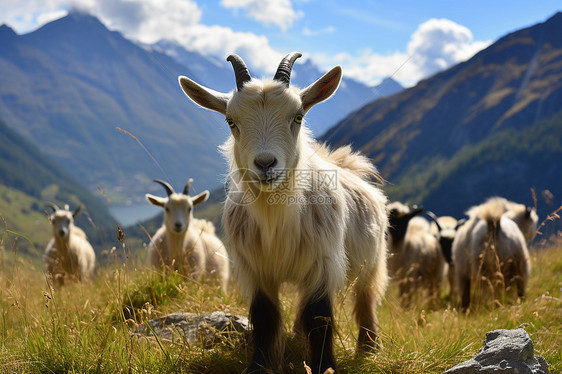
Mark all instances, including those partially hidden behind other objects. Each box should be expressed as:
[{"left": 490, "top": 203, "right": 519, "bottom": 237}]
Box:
[{"left": 40, "top": 53, "right": 539, "bottom": 374}]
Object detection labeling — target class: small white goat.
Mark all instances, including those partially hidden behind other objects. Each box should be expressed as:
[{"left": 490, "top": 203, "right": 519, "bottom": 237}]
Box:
[
  {"left": 179, "top": 53, "right": 388, "bottom": 373},
  {"left": 427, "top": 211, "right": 466, "bottom": 299},
  {"left": 452, "top": 197, "right": 536, "bottom": 310},
  {"left": 43, "top": 203, "right": 96, "bottom": 284},
  {"left": 146, "top": 179, "right": 229, "bottom": 290},
  {"left": 387, "top": 201, "right": 423, "bottom": 277},
  {"left": 397, "top": 216, "right": 444, "bottom": 308}
]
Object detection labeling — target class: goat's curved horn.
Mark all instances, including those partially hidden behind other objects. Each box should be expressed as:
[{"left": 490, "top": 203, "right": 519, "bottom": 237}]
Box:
[
  {"left": 183, "top": 178, "right": 194, "bottom": 195},
  {"left": 46, "top": 202, "right": 59, "bottom": 212},
  {"left": 273, "top": 52, "right": 302, "bottom": 86},
  {"left": 426, "top": 211, "right": 442, "bottom": 231},
  {"left": 153, "top": 179, "right": 175, "bottom": 196},
  {"left": 226, "top": 54, "right": 252, "bottom": 91}
]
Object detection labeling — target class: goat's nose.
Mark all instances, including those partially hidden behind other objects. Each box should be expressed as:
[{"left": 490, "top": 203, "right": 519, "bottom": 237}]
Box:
[
  {"left": 59, "top": 229, "right": 65, "bottom": 237},
  {"left": 174, "top": 222, "right": 183, "bottom": 231},
  {"left": 254, "top": 153, "right": 277, "bottom": 173}
]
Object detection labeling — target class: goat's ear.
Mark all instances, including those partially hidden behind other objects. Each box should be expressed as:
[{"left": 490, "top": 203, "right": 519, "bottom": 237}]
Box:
[
  {"left": 524, "top": 206, "right": 534, "bottom": 219},
  {"left": 178, "top": 76, "right": 228, "bottom": 115},
  {"left": 145, "top": 194, "right": 166, "bottom": 207},
  {"left": 300, "top": 65, "right": 342, "bottom": 113},
  {"left": 455, "top": 218, "right": 467, "bottom": 229},
  {"left": 191, "top": 190, "right": 210, "bottom": 207},
  {"left": 408, "top": 205, "right": 424, "bottom": 219},
  {"left": 72, "top": 206, "right": 81, "bottom": 217}
]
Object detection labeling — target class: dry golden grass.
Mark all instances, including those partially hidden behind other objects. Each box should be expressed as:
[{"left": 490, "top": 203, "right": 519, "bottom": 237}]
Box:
[{"left": 0, "top": 229, "right": 560, "bottom": 373}]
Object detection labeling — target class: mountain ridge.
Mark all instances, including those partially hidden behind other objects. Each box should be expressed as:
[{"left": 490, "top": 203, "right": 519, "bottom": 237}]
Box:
[
  {"left": 0, "top": 11, "right": 400, "bottom": 203},
  {"left": 151, "top": 38, "right": 403, "bottom": 136},
  {"left": 0, "top": 11, "right": 227, "bottom": 202},
  {"left": 321, "top": 11, "right": 562, "bottom": 221}
]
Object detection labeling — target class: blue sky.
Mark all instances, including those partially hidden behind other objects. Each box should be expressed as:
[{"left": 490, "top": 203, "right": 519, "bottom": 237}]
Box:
[{"left": 1, "top": 0, "right": 560, "bottom": 87}]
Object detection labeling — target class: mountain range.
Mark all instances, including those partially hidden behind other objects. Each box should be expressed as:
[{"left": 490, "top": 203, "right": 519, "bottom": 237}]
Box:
[
  {"left": 0, "top": 12, "right": 223, "bottom": 204},
  {"left": 323, "top": 12, "right": 562, "bottom": 224},
  {"left": 152, "top": 39, "right": 403, "bottom": 137},
  {"left": 1, "top": 10, "right": 561, "bottom": 239},
  {"left": 0, "top": 11, "right": 401, "bottom": 205}
]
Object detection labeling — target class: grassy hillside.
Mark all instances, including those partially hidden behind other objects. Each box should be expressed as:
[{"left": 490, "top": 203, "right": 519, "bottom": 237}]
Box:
[
  {"left": 0, "top": 118, "right": 119, "bottom": 251},
  {"left": 385, "top": 110, "right": 562, "bottom": 220},
  {"left": 0, "top": 233, "right": 560, "bottom": 373},
  {"left": 0, "top": 184, "right": 52, "bottom": 253}
]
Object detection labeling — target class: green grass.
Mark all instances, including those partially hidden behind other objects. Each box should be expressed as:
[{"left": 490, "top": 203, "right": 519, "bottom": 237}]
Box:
[
  {"left": 0, "top": 232, "right": 560, "bottom": 373},
  {"left": 0, "top": 184, "right": 52, "bottom": 254}
]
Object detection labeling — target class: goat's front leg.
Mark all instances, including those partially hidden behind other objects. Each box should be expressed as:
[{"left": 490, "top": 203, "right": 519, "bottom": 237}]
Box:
[
  {"left": 460, "top": 276, "right": 471, "bottom": 312},
  {"left": 296, "top": 290, "right": 337, "bottom": 374},
  {"left": 247, "top": 289, "right": 283, "bottom": 373}
]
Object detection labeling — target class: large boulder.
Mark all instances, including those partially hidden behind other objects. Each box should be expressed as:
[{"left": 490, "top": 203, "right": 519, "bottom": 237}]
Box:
[
  {"left": 132, "top": 311, "right": 249, "bottom": 347},
  {"left": 443, "top": 328, "right": 550, "bottom": 373}
]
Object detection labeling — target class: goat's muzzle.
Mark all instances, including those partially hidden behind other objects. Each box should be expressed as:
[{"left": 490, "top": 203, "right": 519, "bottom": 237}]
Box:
[
  {"left": 173, "top": 222, "right": 185, "bottom": 233},
  {"left": 253, "top": 153, "right": 278, "bottom": 179}
]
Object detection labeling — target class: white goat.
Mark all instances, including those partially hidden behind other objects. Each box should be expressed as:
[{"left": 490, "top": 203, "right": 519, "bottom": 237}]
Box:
[
  {"left": 427, "top": 212, "right": 466, "bottom": 299},
  {"left": 178, "top": 52, "right": 388, "bottom": 373},
  {"left": 146, "top": 179, "right": 229, "bottom": 290},
  {"left": 43, "top": 203, "right": 96, "bottom": 284},
  {"left": 387, "top": 201, "right": 423, "bottom": 277},
  {"left": 452, "top": 197, "right": 536, "bottom": 310},
  {"left": 397, "top": 216, "right": 444, "bottom": 308}
]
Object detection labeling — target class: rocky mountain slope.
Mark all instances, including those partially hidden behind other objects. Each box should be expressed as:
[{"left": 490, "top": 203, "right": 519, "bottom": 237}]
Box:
[
  {"left": 0, "top": 11, "right": 400, "bottom": 204},
  {"left": 322, "top": 12, "right": 562, "bottom": 221}
]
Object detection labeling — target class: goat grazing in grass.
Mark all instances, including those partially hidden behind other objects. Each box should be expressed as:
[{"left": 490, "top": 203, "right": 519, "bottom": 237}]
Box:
[
  {"left": 452, "top": 197, "right": 535, "bottom": 310},
  {"left": 146, "top": 179, "right": 229, "bottom": 290},
  {"left": 427, "top": 211, "right": 466, "bottom": 299},
  {"left": 178, "top": 52, "right": 388, "bottom": 373},
  {"left": 44, "top": 203, "right": 95, "bottom": 285},
  {"left": 397, "top": 216, "right": 445, "bottom": 308}
]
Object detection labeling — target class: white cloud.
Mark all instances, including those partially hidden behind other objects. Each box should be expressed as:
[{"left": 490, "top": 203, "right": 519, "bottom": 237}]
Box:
[
  {"left": 0, "top": 0, "right": 66, "bottom": 32},
  {"left": 0, "top": 0, "right": 283, "bottom": 73},
  {"left": 87, "top": 0, "right": 203, "bottom": 44},
  {"left": 91, "top": 0, "right": 284, "bottom": 72},
  {"left": 406, "top": 18, "right": 491, "bottom": 77},
  {"left": 302, "top": 26, "right": 335, "bottom": 36},
  {"left": 36, "top": 9, "right": 68, "bottom": 27},
  {"left": 318, "top": 50, "right": 420, "bottom": 87},
  {"left": 174, "top": 24, "right": 284, "bottom": 73},
  {"left": 220, "top": 0, "right": 302, "bottom": 31},
  {"left": 319, "top": 18, "right": 491, "bottom": 87},
  {"left": 0, "top": 2, "right": 490, "bottom": 87}
]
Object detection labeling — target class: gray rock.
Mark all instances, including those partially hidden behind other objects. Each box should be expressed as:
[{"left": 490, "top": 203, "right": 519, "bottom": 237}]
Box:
[
  {"left": 132, "top": 311, "right": 249, "bottom": 347},
  {"left": 443, "top": 328, "right": 551, "bottom": 374}
]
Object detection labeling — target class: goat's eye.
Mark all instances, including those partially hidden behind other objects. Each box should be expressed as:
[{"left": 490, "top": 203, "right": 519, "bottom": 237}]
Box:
[
  {"left": 226, "top": 118, "right": 236, "bottom": 128},
  {"left": 165, "top": 207, "right": 170, "bottom": 212},
  {"left": 294, "top": 114, "right": 303, "bottom": 124}
]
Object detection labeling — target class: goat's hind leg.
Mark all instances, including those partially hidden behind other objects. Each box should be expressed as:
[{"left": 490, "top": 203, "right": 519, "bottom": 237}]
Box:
[{"left": 354, "top": 283, "right": 379, "bottom": 352}]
